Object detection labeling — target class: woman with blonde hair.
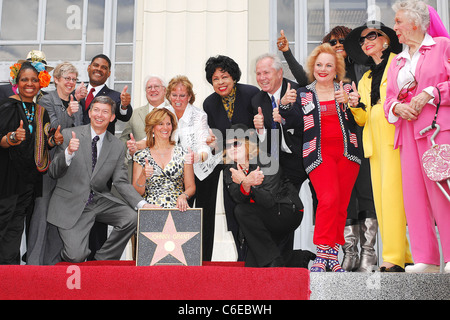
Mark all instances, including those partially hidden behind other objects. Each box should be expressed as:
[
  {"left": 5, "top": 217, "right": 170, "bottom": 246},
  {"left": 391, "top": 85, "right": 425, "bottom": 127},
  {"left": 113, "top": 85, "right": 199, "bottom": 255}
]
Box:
[
  {"left": 280, "top": 43, "right": 361, "bottom": 272},
  {"left": 132, "top": 108, "right": 195, "bottom": 212}
]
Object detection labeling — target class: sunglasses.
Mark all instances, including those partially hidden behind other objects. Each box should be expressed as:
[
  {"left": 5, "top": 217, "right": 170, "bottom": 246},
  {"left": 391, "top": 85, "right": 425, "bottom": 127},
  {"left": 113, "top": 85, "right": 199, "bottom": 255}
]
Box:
[
  {"left": 397, "top": 73, "right": 418, "bottom": 101},
  {"left": 359, "top": 31, "right": 383, "bottom": 46},
  {"left": 329, "top": 38, "right": 345, "bottom": 46},
  {"left": 225, "top": 140, "right": 242, "bottom": 149}
]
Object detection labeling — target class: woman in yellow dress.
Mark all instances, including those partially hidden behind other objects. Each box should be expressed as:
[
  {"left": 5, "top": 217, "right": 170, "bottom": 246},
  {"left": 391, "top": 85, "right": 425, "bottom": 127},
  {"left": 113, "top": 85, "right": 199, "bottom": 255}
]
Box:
[{"left": 346, "top": 21, "right": 413, "bottom": 272}]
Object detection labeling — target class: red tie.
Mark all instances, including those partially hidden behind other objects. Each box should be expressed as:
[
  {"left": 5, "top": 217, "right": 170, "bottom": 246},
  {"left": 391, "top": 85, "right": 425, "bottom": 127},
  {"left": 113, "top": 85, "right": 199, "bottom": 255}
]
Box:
[{"left": 85, "top": 88, "right": 95, "bottom": 110}]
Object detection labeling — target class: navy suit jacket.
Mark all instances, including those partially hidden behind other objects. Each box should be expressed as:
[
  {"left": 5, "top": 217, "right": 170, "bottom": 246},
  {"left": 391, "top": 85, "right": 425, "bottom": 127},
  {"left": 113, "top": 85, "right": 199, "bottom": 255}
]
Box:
[{"left": 80, "top": 85, "right": 132, "bottom": 134}]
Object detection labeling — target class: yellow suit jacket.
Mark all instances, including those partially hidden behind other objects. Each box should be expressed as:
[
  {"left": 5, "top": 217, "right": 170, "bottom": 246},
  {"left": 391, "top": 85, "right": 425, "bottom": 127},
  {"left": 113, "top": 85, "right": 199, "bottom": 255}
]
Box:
[{"left": 350, "top": 53, "right": 397, "bottom": 158}]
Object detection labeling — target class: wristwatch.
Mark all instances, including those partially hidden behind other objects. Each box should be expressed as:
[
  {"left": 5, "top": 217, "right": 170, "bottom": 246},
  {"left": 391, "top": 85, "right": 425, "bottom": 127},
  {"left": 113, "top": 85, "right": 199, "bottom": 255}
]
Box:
[{"left": 9, "top": 132, "right": 17, "bottom": 142}]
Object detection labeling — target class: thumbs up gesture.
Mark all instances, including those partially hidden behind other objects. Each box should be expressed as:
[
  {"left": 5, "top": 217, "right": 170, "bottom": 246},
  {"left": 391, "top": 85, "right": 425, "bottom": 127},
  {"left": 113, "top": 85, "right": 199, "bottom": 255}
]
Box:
[
  {"left": 280, "top": 82, "right": 297, "bottom": 105},
  {"left": 67, "top": 95, "right": 79, "bottom": 116},
  {"left": 68, "top": 131, "right": 79, "bottom": 155},
  {"left": 15, "top": 120, "right": 26, "bottom": 142},
  {"left": 246, "top": 166, "right": 264, "bottom": 186},
  {"left": 120, "top": 85, "right": 131, "bottom": 108},
  {"left": 253, "top": 107, "right": 265, "bottom": 131},
  {"left": 348, "top": 82, "right": 360, "bottom": 107},
  {"left": 277, "top": 30, "right": 289, "bottom": 52},
  {"left": 143, "top": 158, "right": 154, "bottom": 179},
  {"left": 334, "top": 80, "right": 349, "bottom": 105},
  {"left": 53, "top": 125, "right": 64, "bottom": 146},
  {"left": 126, "top": 132, "right": 137, "bottom": 156},
  {"left": 74, "top": 82, "right": 87, "bottom": 101}
]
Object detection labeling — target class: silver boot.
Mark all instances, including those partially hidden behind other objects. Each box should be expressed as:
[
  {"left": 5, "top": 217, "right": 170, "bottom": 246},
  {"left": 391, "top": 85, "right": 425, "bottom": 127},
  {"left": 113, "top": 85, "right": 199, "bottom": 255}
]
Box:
[
  {"left": 341, "top": 223, "right": 360, "bottom": 271},
  {"left": 357, "top": 218, "right": 378, "bottom": 272}
]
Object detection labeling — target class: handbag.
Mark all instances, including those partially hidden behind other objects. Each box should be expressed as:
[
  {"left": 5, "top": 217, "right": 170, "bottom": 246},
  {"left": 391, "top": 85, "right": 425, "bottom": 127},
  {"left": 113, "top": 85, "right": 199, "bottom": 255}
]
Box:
[{"left": 420, "top": 88, "right": 450, "bottom": 201}]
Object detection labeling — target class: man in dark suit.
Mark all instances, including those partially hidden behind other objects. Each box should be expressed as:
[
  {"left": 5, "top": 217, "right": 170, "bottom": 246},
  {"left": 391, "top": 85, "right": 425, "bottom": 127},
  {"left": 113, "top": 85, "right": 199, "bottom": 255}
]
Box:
[
  {"left": 79, "top": 54, "right": 133, "bottom": 258},
  {"left": 251, "top": 53, "right": 307, "bottom": 190},
  {"left": 80, "top": 54, "right": 132, "bottom": 134},
  {"left": 47, "top": 96, "right": 150, "bottom": 263}
]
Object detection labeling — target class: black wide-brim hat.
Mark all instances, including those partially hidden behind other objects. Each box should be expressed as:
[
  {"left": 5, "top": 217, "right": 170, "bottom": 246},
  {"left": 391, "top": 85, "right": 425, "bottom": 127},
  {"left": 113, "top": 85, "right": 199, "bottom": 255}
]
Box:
[{"left": 344, "top": 20, "right": 403, "bottom": 66}]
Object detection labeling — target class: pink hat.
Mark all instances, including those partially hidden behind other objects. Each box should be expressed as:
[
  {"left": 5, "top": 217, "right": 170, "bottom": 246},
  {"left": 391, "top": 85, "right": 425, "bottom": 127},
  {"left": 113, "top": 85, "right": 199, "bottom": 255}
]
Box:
[{"left": 427, "top": 5, "right": 450, "bottom": 38}]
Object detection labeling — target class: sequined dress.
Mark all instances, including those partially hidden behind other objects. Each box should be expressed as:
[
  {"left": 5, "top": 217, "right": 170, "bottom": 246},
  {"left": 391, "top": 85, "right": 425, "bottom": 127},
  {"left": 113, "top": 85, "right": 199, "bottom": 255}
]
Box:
[{"left": 133, "top": 146, "right": 185, "bottom": 208}]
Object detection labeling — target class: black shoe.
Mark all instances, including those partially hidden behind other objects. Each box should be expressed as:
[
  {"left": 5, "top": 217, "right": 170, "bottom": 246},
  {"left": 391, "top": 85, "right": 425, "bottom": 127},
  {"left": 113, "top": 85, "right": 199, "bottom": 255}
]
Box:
[
  {"left": 286, "top": 250, "right": 316, "bottom": 268},
  {"left": 379, "top": 264, "right": 405, "bottom": 272}
]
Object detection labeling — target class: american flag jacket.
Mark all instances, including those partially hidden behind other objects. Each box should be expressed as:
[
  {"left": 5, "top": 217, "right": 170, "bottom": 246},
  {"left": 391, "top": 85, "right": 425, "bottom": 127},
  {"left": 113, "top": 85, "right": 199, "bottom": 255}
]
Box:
[{"left": 279, "top": 80, "right": 361, "bottom": 174}]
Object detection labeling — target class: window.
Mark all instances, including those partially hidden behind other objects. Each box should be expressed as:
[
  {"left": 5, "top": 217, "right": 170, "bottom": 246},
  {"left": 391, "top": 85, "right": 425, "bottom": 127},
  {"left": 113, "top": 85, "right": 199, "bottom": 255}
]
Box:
[{"left": 0, "top": 0, "right": 135, "bottom": 100}]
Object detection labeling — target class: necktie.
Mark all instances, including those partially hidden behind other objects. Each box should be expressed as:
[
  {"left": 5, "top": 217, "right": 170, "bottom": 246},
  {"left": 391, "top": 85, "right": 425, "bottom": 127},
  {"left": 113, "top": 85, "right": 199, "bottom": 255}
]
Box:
[
  {"left": 270, "top": 95, "right": 279, "bottom": 160},
  {"left": 87, "top": 135, "right": 100, "bottom": 205},
  {"left": 271, "top": 95, "right": 277, "bottom": 129},
  {"left": 85, "top": 88, "right": 95, "bottom": 111}
]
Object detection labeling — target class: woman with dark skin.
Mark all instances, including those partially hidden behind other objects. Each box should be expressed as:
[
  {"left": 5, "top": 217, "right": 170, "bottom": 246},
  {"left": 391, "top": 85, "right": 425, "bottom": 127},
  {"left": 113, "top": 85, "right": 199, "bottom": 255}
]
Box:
[{"left": 0, "top": 61, "right": 63, "bottom": 264}]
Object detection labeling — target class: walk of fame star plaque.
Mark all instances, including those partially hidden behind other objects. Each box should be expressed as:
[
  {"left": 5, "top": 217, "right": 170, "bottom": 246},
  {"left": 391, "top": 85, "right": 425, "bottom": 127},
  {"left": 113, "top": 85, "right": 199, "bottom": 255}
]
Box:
[{"left": 136, "top": 208, "right": 202, "bottom": 266}]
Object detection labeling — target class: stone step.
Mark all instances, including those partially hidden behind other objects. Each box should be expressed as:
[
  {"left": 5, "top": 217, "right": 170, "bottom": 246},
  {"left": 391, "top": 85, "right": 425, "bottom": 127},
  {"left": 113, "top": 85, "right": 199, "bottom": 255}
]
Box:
[{"left": 310, "top": 272, "right": 450, "bottom": 300}]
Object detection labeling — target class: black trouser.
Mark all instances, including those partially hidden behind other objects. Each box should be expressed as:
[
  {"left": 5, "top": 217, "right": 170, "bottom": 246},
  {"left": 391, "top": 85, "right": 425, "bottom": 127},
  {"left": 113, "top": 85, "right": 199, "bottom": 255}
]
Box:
[
  {"left": 234, "top": 202, "right": 303, "bottom": 267},
  {"left": 347, "top": 125, "right": 376, "bottom": 224},
  {"left": 0, "top": 185, "right": 34, "bottom": 265},
  {"left": 189, "top": 167, "right": 221, "bottom": 261}
]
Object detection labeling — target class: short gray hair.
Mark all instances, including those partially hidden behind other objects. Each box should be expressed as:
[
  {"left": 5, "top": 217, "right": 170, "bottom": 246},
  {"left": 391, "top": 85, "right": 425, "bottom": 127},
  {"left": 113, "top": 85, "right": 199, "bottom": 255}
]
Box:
[
  {"left": 392, "top": 0, "right": 430, "bottom": 33},
  {"left": 255, "top": 53, "right": 283, "bottom": 73},
  {"left": 53, "top": 62, "right": 78, "bottom": 81},
  {"left": 91, "top": 96, "right": 116, "bottom": 114},
  {"left": 143, "top": 74, "right": 167, "bottom": 91}
]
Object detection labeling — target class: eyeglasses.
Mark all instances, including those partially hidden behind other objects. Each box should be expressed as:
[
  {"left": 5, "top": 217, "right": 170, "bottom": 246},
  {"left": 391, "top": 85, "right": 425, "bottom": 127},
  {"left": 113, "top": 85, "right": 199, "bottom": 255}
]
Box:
[
  {"left": 146, "top": 85, "right": 163, "bottom": 91},
  {"left": 397, "top": 73, "right": 417, "bottom": 101},
  {"left": 329, "top": 38, "right": 345, "bottom": 46},
  {"left": 359, "top": 31, "right": 383, "bottom": 46},
  {"left": 62, "top": 76, "right": 78, "bottom": 83},
  {"left": 225, "top": 140, "right": 242, "bottom": 149}
]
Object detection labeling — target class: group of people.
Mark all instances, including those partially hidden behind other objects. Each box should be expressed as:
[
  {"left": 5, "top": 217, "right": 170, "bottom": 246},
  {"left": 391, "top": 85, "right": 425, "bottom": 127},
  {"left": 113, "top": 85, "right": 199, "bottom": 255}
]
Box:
[{"left": 0, "top": 0, "right": 449, "bottom": 274}]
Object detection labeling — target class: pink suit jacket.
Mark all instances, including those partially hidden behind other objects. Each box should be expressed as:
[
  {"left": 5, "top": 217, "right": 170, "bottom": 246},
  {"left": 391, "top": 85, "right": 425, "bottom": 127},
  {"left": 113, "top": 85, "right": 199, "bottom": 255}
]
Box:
[{"left": 384, "top": 36, "right": 450, "bottom": 149}]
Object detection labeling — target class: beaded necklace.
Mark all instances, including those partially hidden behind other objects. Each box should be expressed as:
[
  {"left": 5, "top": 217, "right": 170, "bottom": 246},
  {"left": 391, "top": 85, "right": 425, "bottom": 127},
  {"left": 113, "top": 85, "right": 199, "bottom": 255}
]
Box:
[{"left": 21, "top": 101, "right": 35, "bottom": 134}]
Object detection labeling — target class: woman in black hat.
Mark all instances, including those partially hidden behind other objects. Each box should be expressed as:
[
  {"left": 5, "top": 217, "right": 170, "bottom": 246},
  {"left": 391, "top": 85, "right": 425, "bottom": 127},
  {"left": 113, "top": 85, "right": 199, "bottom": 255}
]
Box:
[{"left": 346, "top": 21, "right": 413, "bottom": 272}]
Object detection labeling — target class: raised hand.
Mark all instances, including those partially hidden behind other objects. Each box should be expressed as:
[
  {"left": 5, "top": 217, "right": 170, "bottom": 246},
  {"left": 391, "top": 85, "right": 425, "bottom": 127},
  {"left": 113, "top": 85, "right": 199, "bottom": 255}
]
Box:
[
  {"left": 74, "top": 82, "right": 87, "bottom": 101},
  {"left": 16, "top": 120, "right": 26, "bottom": 142},
  {"left": 68, "top": 131, "right": 79, "bottom": 155},
  {"left": 273, "top": 104, "right": 283, "bottom": 124},
  {"left": 348, "top": 81, "right": 360, "bottom": 107},
  {"left": 144, "top": 158, "right": 154, "bottom": 178},
  {"left": 334, "top": 81, "right": 349, "bottom": 105},
  {"left": 245, "top": 166, "right": 264, "bottom": 187},
  {"left": 120, "top": 85, "right": 131, "bottom": 107},
  {"left": 277, "top": 30, "right": 289, "bottom": 52},
  {"left": 253, "top": 107, "right": 264, "bottom": 131},
  {"left": 127, "top": 132, "right": 137, "bottom": 156},
  {"left": 53, "top": 125, "right": 64, "bottom": 146},
  {"left": 229, "top": 167, "right": 247, "bottom": 185},
  {"left": 67, "top": 95, "right": 79, "bottom": 116},
  {"left": 280, "top": 82, "right": 297, "bottom": 105}
]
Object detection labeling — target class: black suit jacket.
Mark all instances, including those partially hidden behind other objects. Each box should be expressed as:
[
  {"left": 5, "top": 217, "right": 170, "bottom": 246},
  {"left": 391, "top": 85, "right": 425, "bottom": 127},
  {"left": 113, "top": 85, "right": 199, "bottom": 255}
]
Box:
[
  {"left": 80, "top": 85, "right": 132, "bottom": 134},
  {"left": 0, "top": 84, "right": 14, "bottom": 100},
  {"left": 251, "top": 78, "right": 307, "bottom": 187},
  {"left": 203, "top": 83, "right": 259, "bottom": 146}
]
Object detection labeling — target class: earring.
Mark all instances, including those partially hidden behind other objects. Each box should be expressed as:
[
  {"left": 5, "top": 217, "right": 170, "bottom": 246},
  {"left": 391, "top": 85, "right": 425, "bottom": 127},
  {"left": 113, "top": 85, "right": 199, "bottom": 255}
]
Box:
[{"left": 383, "top": 43, "right": 389, "bottom": 49}]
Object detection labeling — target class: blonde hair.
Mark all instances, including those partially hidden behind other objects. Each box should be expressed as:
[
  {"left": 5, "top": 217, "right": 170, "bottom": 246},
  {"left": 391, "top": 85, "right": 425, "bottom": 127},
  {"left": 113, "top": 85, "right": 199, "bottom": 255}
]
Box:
[
  {"left": 223, "top": 138, "right": 259, "bottom": 164},
  {"left": 144, "top": 108, "right": 178, "bottom": 148},
  {"left": 166, "top": 75, "right": 196, "bottom": 104},
  {"left": 306, "top": 43, "right": 347, "bottom": 84}
]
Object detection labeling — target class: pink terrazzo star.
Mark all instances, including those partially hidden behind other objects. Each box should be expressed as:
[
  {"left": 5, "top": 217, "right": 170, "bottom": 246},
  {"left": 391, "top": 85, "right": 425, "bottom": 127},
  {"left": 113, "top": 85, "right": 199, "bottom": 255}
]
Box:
[{"left": 141, "top": 212, "right": 199, "bottom": 266}]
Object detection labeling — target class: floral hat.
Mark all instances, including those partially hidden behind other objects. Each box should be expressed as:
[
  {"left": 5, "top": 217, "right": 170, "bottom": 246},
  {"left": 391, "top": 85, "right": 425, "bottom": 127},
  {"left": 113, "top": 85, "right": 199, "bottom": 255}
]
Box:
[{"left": 18, "top": 50, "right": 54, "bottom": 72}]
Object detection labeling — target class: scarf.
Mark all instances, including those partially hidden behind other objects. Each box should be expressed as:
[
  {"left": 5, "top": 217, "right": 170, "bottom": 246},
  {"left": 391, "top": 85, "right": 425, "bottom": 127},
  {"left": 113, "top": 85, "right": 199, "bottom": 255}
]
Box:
[{"left": 221, "top": 86, "right": 237, "bottom": 121}]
